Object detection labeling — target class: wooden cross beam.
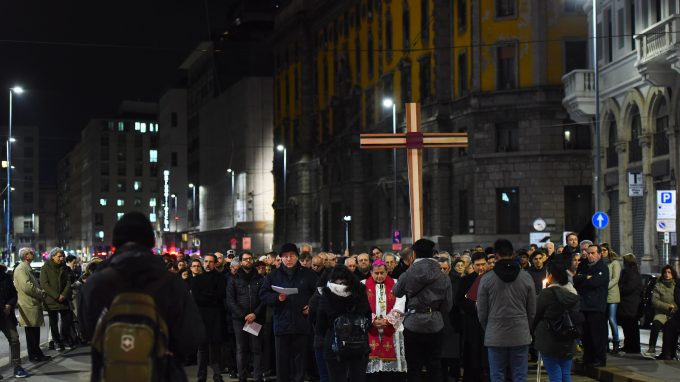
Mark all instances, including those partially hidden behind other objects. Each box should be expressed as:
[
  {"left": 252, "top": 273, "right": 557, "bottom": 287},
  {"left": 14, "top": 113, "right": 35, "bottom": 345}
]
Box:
[{"left": 360, "top": 103, "right": 468, "bottom": 242}]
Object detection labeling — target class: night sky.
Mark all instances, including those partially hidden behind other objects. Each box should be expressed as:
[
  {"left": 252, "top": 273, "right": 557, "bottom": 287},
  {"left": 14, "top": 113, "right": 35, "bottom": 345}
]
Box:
[{"left": 0, "top": 1, "right": 226, "bottom": 185}]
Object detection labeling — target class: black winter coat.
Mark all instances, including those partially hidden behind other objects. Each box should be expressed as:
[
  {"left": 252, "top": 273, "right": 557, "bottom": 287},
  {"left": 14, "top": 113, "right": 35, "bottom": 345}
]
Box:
[
  {"left": 0, "top": 270, "right": 18, "bottom": 325},
  {"left": 259, "top": 263, "right": 317, "bottom": 336},
  {"left": 78, "top": 245, "right": 205, "bottom": 382},
  {"left": 226, "top": 268, "right": 265, "bottom": 324},
  {"left": 315, "top": 287, "right": 372, "bottom": 360},
  {"left": 390, "top": 260, "right": 409, "bottom": 280},
  {"left": 574, "top": 259, "right": 610, "bottom": 313},
  {"left": 617, "top": 266, "right": 642, "bottom": 318},
  {"left": 190, "top": 270, "right": 226, "bottom": 343},
  {"left": 527, "top": 266, "right": 547, "bottom": 295}
]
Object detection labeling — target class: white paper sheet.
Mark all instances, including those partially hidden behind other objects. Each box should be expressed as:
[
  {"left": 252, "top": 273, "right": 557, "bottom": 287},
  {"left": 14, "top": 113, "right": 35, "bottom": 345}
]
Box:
[
  {"left": 272, "top": 285, "right": 298, "bottom": 295},
  {"left": 243, "top": 321, "right": 263, "bottom": 336}
]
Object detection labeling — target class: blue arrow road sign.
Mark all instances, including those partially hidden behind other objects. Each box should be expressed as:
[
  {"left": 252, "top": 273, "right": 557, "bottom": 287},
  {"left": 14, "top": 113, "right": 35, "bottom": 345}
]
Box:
[{"left": 592, "top": 212, "right": 609, "bottom": 229}]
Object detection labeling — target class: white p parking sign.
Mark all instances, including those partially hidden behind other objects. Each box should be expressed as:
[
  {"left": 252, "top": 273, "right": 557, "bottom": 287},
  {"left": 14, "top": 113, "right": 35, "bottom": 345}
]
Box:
[{"left": 657, "top": 191, "right": 677, "bottom": 219}]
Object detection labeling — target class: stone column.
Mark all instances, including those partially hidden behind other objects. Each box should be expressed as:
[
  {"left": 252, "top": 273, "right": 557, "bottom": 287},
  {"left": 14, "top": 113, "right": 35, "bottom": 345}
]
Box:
[
  {"left": 640, "top": 134, "right": 657, "bottom": 269},
  {"left": 666, "top": 126, "right": 679, "bottom": 262},
  {"left": 616, "top": 141, "right": 633, "bottom": 255}
]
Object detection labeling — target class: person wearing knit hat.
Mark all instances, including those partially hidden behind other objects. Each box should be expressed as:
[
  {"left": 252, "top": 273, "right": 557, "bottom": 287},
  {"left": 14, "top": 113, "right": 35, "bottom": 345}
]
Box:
[
  {"left": 393, "top": 238, "right": 452, "bottom": 382},
  {"left": 78, "top": 212, "right": 205, "bottom": 381}
]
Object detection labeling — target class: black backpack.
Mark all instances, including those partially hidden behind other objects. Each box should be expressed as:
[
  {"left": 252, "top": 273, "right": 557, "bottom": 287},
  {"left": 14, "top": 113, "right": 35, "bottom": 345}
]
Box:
[
  {"left": 331, "top": 308, "right": 371, "bottom": 360},
  {"left": 547, "top": 289, "right": 584, "bottom": 340}
]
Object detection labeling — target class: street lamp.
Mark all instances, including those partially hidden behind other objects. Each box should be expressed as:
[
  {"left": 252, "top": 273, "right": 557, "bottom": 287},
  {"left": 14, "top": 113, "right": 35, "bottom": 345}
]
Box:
[
  {"left": 170, "top": 194, "right": 178, "bottom": 232},
  {"left": 227, "top": 169, "right": 235, "bottom": 226},
  {"left": 383, "top": 98, "right": 398, "bottom": 236},
  {"left": 343, "top": 215, "right": 352, "bottom": 254},
  {"left": 277, "top": 145, "right": 288, "bottom": 243},
  {"left": 188, "top": 184, "right": 196, "bottom": 226},
  {"left": 6, "top": 86, "right": 23, "bottom": 258}
]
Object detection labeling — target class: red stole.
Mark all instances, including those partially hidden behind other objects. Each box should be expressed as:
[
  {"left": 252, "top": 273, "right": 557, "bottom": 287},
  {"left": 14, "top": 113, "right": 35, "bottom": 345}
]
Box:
[{"left": 365, "top": 275, "right": 397, "bottom": 360}]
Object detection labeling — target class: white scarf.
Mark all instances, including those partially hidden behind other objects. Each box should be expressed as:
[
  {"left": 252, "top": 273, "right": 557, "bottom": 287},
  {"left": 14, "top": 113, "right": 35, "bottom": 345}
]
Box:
[{"left": 327, "top": 281, "right": 351, "bottom": 297}]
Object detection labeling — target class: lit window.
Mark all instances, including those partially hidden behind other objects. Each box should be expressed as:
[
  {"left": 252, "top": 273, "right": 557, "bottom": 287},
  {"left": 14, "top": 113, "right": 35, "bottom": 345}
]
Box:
[
  {"left": 149, "top": 213, "right": 157, "bottom": 222},
  {"left": 99, "top": 198, "right": 108, "bottom": 206},
  {"left": 116, "top": 199, "right": 125, "bottom": 206},
  {"left": 117, "top": 122, "right": 125, "bottom": 132},
  {"left": 117, "top": 212, "right": 124, "bottom": 220},
  {"left": 141, "top": 123, "right": 147, "bottom": 133},
  {"left": 149, "top": 197, "right": 157, "bottom": 207},
  {"left": 149, "top": 150, "right": 158, "bottom": 163},
  {"left": 134, "top": 122, "right": 140, "bottom": 131},
  {"left": 96, "top": 230, "right": 104, "bottom": 239},
  {"left": 134, "top": 181, "right": 142, "bottom": 191}
]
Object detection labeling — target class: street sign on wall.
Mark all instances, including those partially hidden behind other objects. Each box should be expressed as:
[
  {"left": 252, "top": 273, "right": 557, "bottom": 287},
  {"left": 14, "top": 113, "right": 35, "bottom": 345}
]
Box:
[
  {"left": 657, "top": 191, "right": 676, "bottom": 219},
  {"left": 628, "top": 172, "right": 644, "bottom": 197}
]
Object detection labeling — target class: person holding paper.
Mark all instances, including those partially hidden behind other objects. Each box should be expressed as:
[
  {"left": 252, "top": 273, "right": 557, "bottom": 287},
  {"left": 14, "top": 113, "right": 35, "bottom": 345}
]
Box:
[
  {"left": 226, "top": 251, "right": 265, "bottom": 382},
  {"left": 259, "top": 243, "right": 318, "bottom": 382}
]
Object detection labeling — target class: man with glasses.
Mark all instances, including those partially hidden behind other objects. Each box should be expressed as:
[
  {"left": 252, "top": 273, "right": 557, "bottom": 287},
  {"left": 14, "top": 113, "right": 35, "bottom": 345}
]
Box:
[
  {"left": 260, "top": 243, "right": 317, "bottom": 382},
  {"left": 227, "top": 251, "right": 265, "bottom": 382}
]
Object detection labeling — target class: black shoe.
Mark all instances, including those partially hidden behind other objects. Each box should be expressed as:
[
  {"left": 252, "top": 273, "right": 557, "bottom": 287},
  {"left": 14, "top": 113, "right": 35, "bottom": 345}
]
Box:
[
  {"left": 56, "top": 342, "right": 65, "bottom": 351},
  {"left": 589, "top": 361, "right": 606, "bottom": 368},
  {"left": 29, "top": 355, "right": 52, "bottom": 363},
  {"left": 228, "top": 370, "right": 238, "bottom": 379},
  {"left": 47, "top": 341, "right": 55, "bottom": 350}
]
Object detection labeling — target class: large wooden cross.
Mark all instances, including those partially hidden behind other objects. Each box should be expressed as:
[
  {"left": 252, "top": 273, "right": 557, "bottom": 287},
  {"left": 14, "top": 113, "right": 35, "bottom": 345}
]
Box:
[{"left": 360, "top": 103, "right": 468, "bottom": 241}]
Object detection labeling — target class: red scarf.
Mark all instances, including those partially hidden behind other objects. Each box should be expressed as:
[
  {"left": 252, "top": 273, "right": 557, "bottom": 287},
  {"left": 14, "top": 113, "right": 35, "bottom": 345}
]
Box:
[{"left": 365, "top": 275, "right": 397, "bottom": 360}]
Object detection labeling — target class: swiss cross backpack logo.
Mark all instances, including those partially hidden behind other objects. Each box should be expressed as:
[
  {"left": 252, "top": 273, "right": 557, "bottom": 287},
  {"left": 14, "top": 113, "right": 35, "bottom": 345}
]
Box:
[{"left": 121, "top": 334, "right": 135, "bottom": 352}]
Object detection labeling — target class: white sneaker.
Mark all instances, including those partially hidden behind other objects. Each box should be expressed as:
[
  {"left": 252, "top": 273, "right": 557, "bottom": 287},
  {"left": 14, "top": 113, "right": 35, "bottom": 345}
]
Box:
[{"left": 642, "top": 350, "right": 656, "bottom": 359}]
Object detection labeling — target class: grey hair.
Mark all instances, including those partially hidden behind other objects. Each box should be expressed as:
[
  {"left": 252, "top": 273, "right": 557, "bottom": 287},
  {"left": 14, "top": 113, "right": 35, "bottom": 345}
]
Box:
[
  {"left": 579, "top": 240, "right": 593, "bottom": 247},
  {"left": 18, "top": 247, "right": 35, "bottom": 261}
]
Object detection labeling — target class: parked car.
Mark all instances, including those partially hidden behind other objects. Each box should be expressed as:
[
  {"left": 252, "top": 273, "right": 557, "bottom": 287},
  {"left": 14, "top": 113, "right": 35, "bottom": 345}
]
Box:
[{"left": 7, "top": 261, "right": 44, "bottom": 282}]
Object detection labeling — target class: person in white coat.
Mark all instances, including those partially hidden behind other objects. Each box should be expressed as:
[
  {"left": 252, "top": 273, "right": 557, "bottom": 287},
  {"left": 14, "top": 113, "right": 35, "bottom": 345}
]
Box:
[{"left": 13, "top": 247, "right": 50, "bottom": 362}]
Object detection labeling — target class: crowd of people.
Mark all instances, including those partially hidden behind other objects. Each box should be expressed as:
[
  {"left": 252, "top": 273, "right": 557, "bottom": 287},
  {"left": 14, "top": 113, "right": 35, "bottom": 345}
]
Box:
[{"left": 0, "top": 212, "right": 678, "bottom": 382}]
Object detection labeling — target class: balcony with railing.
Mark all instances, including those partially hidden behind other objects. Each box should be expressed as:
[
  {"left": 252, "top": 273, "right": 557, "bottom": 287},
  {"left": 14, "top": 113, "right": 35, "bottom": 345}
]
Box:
[
  {"left": 562, "top": 69, "right": 596, "bottom": 124},
  {"left": 635, "top": 14, "right": 680, "bottom": 86}
]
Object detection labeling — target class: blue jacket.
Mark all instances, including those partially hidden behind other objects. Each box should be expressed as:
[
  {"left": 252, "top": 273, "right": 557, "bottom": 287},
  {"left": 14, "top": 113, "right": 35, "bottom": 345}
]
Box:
[
  {"left": 574, "top": 258, "right": 609, "bottom": 313},
  {"left": 259, "top": 264, "right": 317, "bottom": 336}
]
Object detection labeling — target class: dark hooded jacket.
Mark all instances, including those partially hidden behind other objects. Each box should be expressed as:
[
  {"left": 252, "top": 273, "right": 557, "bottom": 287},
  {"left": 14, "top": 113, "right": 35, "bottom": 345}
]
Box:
[
  {"left": 79, "top": 244, "right": 205, "bottom": 382},
  {"left": 617, "top": 265, "right": 642, "bottom": 319},
  {"left": 533, "top": 284, "right": 581, "bottom": 359},
  {"left": 393, "top": 258, "right": 452, "bottom": 333},
  {"left": 315, "top": 285, "right": 372, "bottom": 359},
  {"left": 477, "top": 258, "right": 536, "bottom": 347}
]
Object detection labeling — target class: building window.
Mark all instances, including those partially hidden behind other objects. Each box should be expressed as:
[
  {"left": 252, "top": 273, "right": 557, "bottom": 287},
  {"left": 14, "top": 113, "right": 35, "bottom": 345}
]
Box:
[
  {"left": 24, "top": 192, "right": 33, "bottom": 204},
  {"left": 419, "top": 55, "right": 431, "bottom": 102},
  {"left": 367, "top": 30, "right": 374, "bottom": 79},
  {"left": 134, "top": 163, "right": 143, "bottom": 177},
  {"left": 655, "top": 101, "right": 670, "bottom": 156},
  {"left": 149, "top": 197, "right": 157, "bottom": 207},
  {"left": 116, "top": 198, "right": 125, "bottom": 207},
  {"left": 23, "top": 221, "right": 33, "bottom": 231},
  {"left": 117, "top": 163, "right": 126, "bottom": 176},
  {"left": 171, "top": 152, "right": 178, "bottom": 167},
  {"left": 496, "top": 122, "right": 519, "bottom": 152},
  {"left": 100, "top": 148, "right": 109, "bottom": 161},
  {"left": 386, "top": 8, "right": 393, "bottom": 60},
  {"left": 99, "top": 198, "right": 108, "bottom": 206},
  {"left": 564, "top": 0, "right": 581, "bottom": 13},
  {"left": 563, "top": 122, "right": 591, "bottom": 150},
  {"left": 117, "top": 122, "right": 125, "bottom": 132},
  {"left": 495, "top": 0, "right": 516, "bottom": 18},
  {"left": 497, "top": 188, "right": 520, "bottom": 234},
  {"left": 149, "top": 213, "right": 157, "bottom": 223},
  {"left": 402, "top": 1, "right": 410, "bottom": 50},
  {"left": 420, "top": 0, "right": 429, "bottom": 42},
  {"left": 117, "top": 212, "right": 124, "bottom": 220},
  {"left": 400, "top": 63, "right": 412, "bottom": 105},
  {"left": 117, "top": 181, "right": 126, "bottom": 192},
  {"left": 100, "top": 163, "right": 109, "bottom": 176},
  {"left": 629, "top": 106, "right": 642, "bottom": 163},
  {"left": 458, "top": 51, "right": 468, "bottom": 94},
  {"left": 149, "top": 150, "right": 158, "bottom": 163},
  {"left": 100, "top": 179, "right": 109, "bottom": 192},
  {"left": 95, "top": 213, "right": 103, "bottom": 226},
  {"left": 564, "top": 40, "right": 587, "bottom": 74},
  {"left": 133, "top": 180, "right": 142, "bottom": 192},
  {"left": 607, "top": 119, "right": 618, "bottom": 168},
  {"left": 496, "top": 42, "right": 517, "bottom": 90},
  {"left": 24, "top": 146, "right": 33, "bottom": 157},
  {"left": 96, "top": 230, "right": 105, "bottom": 239},
  {"left": 457, "top": 0, "right": 467, "bottom": 32},
  {"left": 101, "top": 134, "right": 109, "bottom": 147},
  {"left": 150, "top": 164, "right": 158, "bottom": 177},
  {"left": 171, "top": 112, "right": 178, "bottom": 127},
  {"left": 134, "top": 198, "right": 142, "bottom": 206},
  {"left": 134, "top": 134, "right": 142, "bottom": 148}
]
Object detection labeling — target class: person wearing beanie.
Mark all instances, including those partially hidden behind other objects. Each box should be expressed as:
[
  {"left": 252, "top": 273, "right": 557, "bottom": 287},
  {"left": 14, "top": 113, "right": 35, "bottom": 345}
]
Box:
[
  {"left": 477, "top": 239, "right": 536, "bottom": 382},
  {"left": 259, "top": 243, "right": 317, "bottom": 382},
  {"left": 393, "top": 239, "right": 453, "bottom": 382},
  {"left": 78, "top": 212, "right": 205, "bottom": 382},
  {"left": 40, "top": 247, "right": 74, "bottom": 350}
]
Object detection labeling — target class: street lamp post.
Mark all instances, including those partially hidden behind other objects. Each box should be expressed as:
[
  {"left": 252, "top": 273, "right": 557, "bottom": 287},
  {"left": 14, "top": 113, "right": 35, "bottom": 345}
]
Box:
[
  {"left": 277, "top": 145, "right": 287, "bottom": 243},
  {"left": 592, "top": 0, "right": 602, "bottom": 244},
  {"left": 227, "top": 169, "right": 235, "bottom": 227},
  {"left": 188, "top": 184, "right": 196, "bottom": 227},
  {"left": 6, "top": 86, "right": 23, "bottom": 258},
  {"left": 343, "top": 215, "right": 352, "bottom": 254},
  {"left": 383, "top": 98, "right": 398, "bottom": 235}
]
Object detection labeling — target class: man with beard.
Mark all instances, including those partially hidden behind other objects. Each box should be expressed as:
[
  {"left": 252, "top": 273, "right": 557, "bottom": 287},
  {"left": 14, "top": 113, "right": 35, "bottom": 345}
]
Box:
[
  {"left": 214, "top": 252, "right": 226, "bottom": 273},
  {"left": 191, "top": 253, "right": 227, "bottom": 382},
  {"left": 260, "top": 243, "right": 317, "bottom": 382},
  {"left": 455, "top": 252, "right": 489, "bottom": 382},
  {"left": 226, "top": 251, "right": 265, "bottom": 382}
]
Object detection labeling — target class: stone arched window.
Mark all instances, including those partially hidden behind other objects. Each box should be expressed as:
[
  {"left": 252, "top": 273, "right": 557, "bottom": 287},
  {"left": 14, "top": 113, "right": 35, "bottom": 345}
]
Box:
[
  {"left": 628, "top": 105, "right": 642, "bottom": 163},
  {"left": 606, "top": 117, "right": 618, "bottom": 168},
  {"left": 654, "top": 99, "right": 670, "bottom": 156}
]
